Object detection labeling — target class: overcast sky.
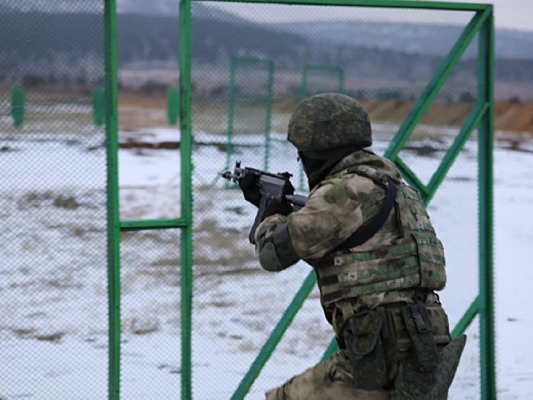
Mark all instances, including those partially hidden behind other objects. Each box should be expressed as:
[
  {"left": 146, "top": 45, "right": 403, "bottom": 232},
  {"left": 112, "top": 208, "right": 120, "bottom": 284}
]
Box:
[{"left": 210, "top": 0, "right": 533, "bottom": 32}]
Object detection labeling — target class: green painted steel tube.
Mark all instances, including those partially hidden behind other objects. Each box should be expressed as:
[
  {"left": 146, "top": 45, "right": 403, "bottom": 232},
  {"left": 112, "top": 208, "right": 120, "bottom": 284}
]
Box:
[
  {"left": 231, "top": 271, "right": 317, "bottom": 400},
  {"left": 299, "top": 64, "right": 344, "bottom": 99},
  {"left": 206, "top": 0, "right": 490, "bottom": 12},
  {"left": 11, "top": 85, "right": 25, "bottom": 128},
  {"left": 92, "top": 86, "right": 105, "bottom": 127},
  {"left": 298, "top": 64, "right": 345, "bottom": 191},
  {"left": 300, "top": 66, "right": 308, "bottom": 100},
  {"left": 167, "top": 86, "right": 180, "bottom": 125},
  {"left": 451, "top": 296, "right": 479, "bottom": 339},
  {"left": 226, "top": 4, "right": 494, "bottom": 400},
  {"left": 477, "top": 11, "right": 496, "bottom": 400},
  {"left": 179, "top": 0, "right": 194, "bottom": 398},
  {"left": 425, "top": 102, "right": 489, "bottom": 202},
  {"left": 104, "top": 1, "right": 121, "bottom": 399},
  {"left": 226, "top": 56, "right": 275, "bottom": 173},
  {"left": 321, "top": 336, "right": 339, "bottom": 362},
  {"left": 263, "top": 60, "right": 275, "bottom": 172},
  {"left": 225, "top": 56, "right": 237, "bottom": 180},
  {"left": 385, "top": 9, "right": 490, "bottom": 161},
  {"left": 120, "top": 218, "right": 188, "bottom": 231},
  {"left": 394, "top": 157, "right": 430, "bottom": 200}
]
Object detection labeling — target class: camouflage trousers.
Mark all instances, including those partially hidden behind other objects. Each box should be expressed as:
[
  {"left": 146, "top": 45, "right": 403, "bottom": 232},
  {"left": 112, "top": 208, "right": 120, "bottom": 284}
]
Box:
[
  {"left": 265, "top": 352, "right": 388, "bottom": 400},
  {"left": 265, "top": 304, "right": 466, "bottom": 400}
]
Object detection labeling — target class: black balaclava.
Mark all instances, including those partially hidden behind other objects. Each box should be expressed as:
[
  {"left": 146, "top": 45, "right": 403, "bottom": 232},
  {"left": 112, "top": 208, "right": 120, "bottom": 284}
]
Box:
[{"left": 299, "top": 147, "right": 358, "bottom": 190}]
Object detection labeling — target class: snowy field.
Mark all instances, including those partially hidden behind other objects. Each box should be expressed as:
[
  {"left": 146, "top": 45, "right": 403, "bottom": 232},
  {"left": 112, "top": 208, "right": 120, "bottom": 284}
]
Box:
[{"left": 1, "top": 125, "right": 532, "bottom": 399}]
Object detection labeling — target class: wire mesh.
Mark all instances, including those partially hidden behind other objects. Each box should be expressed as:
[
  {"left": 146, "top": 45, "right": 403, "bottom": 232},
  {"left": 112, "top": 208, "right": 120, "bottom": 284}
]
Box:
[
  {"left": 1, "top": 1, "right": 494, "bottom": 399},
  {"left": 0, "top": 1, "right": 107, "bottom": 399},
  {"left": 190, "top": 2, "right": 487, "bottom": 398},
  {"left": 119, "top": 230, "right": 182, "bottom": 399}
]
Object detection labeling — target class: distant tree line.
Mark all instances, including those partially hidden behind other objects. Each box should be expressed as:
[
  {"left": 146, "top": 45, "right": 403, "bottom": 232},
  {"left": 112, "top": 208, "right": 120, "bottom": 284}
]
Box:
[{"left": 1, "top": 10, "right": 532, "bottom": 101}]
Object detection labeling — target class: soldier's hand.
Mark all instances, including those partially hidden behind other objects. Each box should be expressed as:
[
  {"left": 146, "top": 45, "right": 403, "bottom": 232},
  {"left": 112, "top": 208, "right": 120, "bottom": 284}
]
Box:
[
  {"left": 263, "top": 199, "right": 293, "bottom": 220},
  {"left": 238, "top": 173, "right": 261, "bottom": 207},
  {"left": 283, "top": 179, "right": 295, "bottom": 196}
]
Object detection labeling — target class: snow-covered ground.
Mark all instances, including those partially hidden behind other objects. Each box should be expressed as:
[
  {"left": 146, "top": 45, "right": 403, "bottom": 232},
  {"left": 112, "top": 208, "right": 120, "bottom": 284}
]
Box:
[{"left": 0, "top": 126, "right": 532, "bottom": 399}]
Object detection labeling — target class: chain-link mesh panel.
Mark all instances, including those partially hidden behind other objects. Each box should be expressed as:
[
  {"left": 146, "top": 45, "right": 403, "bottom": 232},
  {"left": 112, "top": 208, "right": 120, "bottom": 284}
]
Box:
[
  {"left": 117, "top": 9, "right": 181, "bottom": 220},
  {"left": 0, "top": 2, "right": 107, "bottom": 398},
  {"left": 224, "top": 56, "right": 273, "bottom": 174},
  {"left": 190, "top": 2, "right": 488, "bottom": 398},
  {"left": 301, "top": 65, "right": 344, "bottom": 98},
  {"left": 429, "top": 135, "right": 480, "bottom": 399},
  {"left": 119, "top": 230, "right": 182, "bottom": 398},
  {"left": 0, "top": 1, "right": 494, "bottom": 398},
  {"left": 450, "top": 316, "right": 481, "bottom": 400}
]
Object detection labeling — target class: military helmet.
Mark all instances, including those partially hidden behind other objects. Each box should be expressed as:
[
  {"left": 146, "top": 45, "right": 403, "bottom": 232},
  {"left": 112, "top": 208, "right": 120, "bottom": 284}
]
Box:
[{"left": 287, "top": 93, "right": 372, "bottom": 152}]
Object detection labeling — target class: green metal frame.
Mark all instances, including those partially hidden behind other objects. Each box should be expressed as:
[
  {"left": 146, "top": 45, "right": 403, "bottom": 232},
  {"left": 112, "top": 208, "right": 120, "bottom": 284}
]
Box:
[
  {"left": 104, "top": 0, "right": 194, "bottom": 398},
  {"left": 104, "top": 0, "right": 494, "bottom": 399},
  {"left": 297, "top": 64, "right": 345, "bottom": 190},
  {"left": 225, "top": 56, "right": 275, "bottom": 174},
  {"left": 299, "top": 64, "right": 345, "bottom": 99},
  {"left": 202, "top": 2, "right": 493, "bottom": 400}
]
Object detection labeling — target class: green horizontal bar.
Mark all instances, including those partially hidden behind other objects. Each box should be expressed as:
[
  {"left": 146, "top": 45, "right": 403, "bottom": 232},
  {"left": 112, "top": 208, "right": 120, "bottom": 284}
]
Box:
[
  {"left": 451, "top": 295, "right": 479, "bottom": 339},
  {"left": 208, "top": 0, "right": 491, "bottom": 12},
  {"left": 120, "top": 218, "right": 188, "bottom": 231},
  {"left": 231, "top": 55, "right": 273, "bottom": 65}
]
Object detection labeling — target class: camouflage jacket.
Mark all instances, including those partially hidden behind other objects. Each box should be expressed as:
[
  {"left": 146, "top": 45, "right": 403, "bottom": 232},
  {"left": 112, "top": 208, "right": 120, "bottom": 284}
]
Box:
[{"left": 255, "top": 150, "right": 446, "bottom": 331}]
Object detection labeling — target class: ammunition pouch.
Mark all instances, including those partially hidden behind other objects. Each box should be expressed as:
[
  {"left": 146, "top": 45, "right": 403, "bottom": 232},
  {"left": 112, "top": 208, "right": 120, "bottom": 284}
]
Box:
[
  {"left": 341, "top": 302, "right": 452, "bottom": 391},
  {"left": 343, "top": 310, "right": 388, "bottom": 390}
]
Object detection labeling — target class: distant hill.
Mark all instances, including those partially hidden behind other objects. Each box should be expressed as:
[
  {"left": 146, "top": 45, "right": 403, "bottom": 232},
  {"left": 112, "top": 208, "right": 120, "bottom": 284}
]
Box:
[
  {"left": 0, "top": 5, "right": 532, "bottom": 101},
  {"left": 3, "top": 1, "right": 532, "bottom": 61},
  {"left": 269, "top": 20, "right": 533, "bottom": 60}
]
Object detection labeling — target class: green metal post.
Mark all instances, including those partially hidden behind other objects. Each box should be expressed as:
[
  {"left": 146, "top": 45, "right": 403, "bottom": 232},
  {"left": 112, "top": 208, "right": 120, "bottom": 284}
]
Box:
[
  {"left": 104, "top": 1, "right": 121, "bottom": 399},
  {"left": 451, "top": 296, "right": 479, "bottom": 339},
  {"left": 297, "top": 64, "right": 344, "bottom": 190},
  {"left": 231, "top": 272, "right": 318, "bottom": 400},
  {"left": 208, "top": 0, "right": 488, "bottom": 11},
  {"left": 179, "top": 0, "right": 194, "bottom": 398},
  {"left": 263, "top": 60, "right": 274, "bottom": 172},
  {"left": 385, "top": 8, "right": 490, "bottom": 162},
  {"left": 477, "top": 10, "right": 496, "bottom": 400},
  {"left": 226, "top": 56, "right": 275, "bottom": 174},
  {"left": 11, "top": 85, "right": 25, "bottom": 128},
  {"left": 201, "top": 3, "right": 495, "bottom": 400},
  {"left": 92, "top": 86, "right": 105, "bottom": 127},
  {"left": 299, "top": 64, "right": 344, "bottom": 99},
  {"left": 167, "top": 86, "right": 180, "bottom": 125},
  {"left": 300, "top": 66, "right": 309, "bottom": 100},
  {"left": 224, "top": 57, "right": 237, "bottom": 189}
]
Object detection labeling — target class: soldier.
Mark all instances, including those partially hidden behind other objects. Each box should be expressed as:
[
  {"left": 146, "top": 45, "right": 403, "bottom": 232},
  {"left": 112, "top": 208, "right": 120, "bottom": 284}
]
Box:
[{"left": 239, "top": 93, "right": 466, "bottom": 399}]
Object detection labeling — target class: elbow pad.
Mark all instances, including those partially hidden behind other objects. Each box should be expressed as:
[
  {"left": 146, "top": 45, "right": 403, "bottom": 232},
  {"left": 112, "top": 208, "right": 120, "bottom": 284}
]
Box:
[{"left": 257, "top": 222, "right": 300, "bottom": 272}]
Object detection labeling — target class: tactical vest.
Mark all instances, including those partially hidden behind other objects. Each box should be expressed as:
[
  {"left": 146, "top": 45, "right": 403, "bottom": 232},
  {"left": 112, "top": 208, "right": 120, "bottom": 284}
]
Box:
[{"left": 314, "top": 166, "right": 446, "bottom": 308}]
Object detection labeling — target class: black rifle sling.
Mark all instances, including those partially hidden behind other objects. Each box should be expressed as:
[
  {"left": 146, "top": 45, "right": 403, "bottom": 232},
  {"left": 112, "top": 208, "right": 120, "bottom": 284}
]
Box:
[{"left": 336, "top": 178, "right": 398, "bottom": 251}]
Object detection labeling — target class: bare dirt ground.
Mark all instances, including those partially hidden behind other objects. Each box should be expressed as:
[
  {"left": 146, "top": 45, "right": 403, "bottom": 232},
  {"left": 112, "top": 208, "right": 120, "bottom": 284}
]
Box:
[{"left": 118, "top": 92, "right": 533, "bottom": 141}]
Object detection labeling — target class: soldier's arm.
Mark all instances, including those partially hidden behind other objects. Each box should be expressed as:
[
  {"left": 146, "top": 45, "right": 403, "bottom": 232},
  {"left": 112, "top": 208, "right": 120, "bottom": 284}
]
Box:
[{"left": 254, "top": 177, "right": 367, "bottom": 271}]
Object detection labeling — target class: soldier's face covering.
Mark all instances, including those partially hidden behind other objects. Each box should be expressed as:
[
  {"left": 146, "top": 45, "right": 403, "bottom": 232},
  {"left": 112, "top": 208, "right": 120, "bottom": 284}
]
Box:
[{"left": 298, "top": 147, "right": 357, "bottom": 190}]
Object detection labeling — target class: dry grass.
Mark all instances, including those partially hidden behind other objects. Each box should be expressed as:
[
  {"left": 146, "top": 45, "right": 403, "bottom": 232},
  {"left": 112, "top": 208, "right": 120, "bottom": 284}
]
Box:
[{"left": 117, "top": 92, "right": 533, "bottom": 138}]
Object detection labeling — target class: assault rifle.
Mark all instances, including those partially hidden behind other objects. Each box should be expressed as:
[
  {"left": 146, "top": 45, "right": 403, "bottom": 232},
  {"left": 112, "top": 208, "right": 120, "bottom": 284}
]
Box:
[{"left": 220, "top": 161, "right": 307, "bottom": 244}]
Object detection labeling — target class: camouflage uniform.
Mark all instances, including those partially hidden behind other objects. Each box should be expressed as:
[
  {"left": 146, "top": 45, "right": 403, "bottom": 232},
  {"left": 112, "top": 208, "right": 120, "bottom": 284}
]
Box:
[{"left": 252, "top": 94, "right": 466, "bottom": 399}]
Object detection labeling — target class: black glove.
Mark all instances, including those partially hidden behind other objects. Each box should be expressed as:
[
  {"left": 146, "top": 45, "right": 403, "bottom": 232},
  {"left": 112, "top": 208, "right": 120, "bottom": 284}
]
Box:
[
  {"left": 238, "top": 173, "right": 261, "bottom": 207},
  {"left": 283, "top": 178, "right": 295, "bottom": 196},
  {"left": 262, "top": 199, "right": 293, "bottom": 220}
]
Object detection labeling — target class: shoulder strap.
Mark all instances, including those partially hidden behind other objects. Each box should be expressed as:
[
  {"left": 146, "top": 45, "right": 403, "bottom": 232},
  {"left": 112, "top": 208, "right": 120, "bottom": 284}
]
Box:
[{"left": 336, "top": 178, "right": 398, "bottom": 251}]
